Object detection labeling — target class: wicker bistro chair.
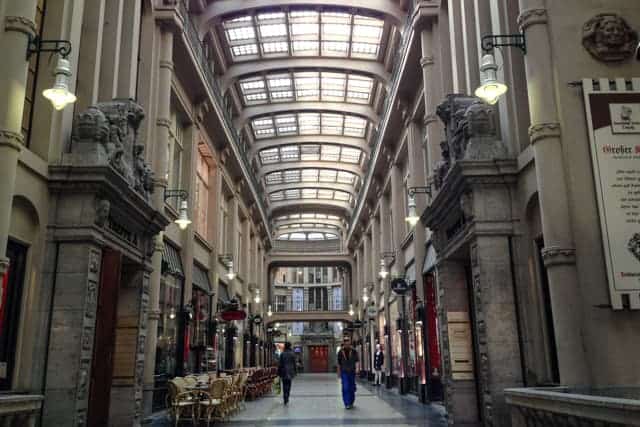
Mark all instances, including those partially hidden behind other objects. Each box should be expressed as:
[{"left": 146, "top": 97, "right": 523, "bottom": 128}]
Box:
[
  {"left": 205, "top": 379, "right": 229, "bottom": 421},
  {"left": 237, "top": 372, "right": 249, "bottom": 409},
  {"left": 192, "top": 389, "right": 221, "bottom": 427},
  {"left": 166, "top": 379, "right": 196, "bottom": 427},
  {"left": 219, "top": 376, "right": 236, "bottom": 416}
]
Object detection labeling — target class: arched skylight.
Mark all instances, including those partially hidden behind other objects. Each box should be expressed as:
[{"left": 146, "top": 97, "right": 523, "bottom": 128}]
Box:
[
  {"left": 238, "top": 71, "right": 376, "bottom": 106},
  {"left": 259, "top": 144, "right": 363, "bottom": 165},
  {"left": 269, "top": 189, "right": 353, "bottom": 203},
  {"left": 264, "top": 168, "right": 359, "bottom": 186},
  {"left": 277, "top": 232, "right": 340, "bottom": 241},
  {"left": 252, "top": 112, "right": 369, "bottom": 139},
  {"left": 223, "top": 11, "right": 386, "bottom": 62}
]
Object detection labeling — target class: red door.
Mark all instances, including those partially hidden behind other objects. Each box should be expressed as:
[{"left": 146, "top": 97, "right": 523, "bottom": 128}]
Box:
[
  {"left": 309, "top": 345, "right": 328, "bottom": 373},
  {"left": 87, "top": 249, "right": 122, "bottom": 426}
]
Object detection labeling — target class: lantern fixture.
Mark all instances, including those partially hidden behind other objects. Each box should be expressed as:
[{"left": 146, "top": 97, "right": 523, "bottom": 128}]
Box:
[
  {"left": 475, "top": 33, "right": 526, "bottom": 105},
  {"left": 26, "top": 37, "right": 77, "bottom": 110},
  {"left": 267, "top": 305, "right": 273, "bottom": 317},
  {"left": 164, "top": 189, "right": 191, "bottom": 230},
  {"left": 378, "top": 259, "right": 388, "bottom": 279},
  {"left": 349, "top": 304, "right": 355, "bottom": 317}
]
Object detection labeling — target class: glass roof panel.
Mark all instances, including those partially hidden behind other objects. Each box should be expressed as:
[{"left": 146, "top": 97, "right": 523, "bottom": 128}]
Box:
[
  {"left": 251, "top": 112, "right": 370, "bottom": 139},
  {"left": 264, "top": 168, "right": 359, "bottom": 186},
  {"left": 269, "top": 189, "right": 352, "bottom": 203},
  {"left": 258, "top": 144, "right": 362, "bottom": 165},
  {"left": 223, "top": 9, "right": 385, "bottom": 62},
  {"left": 239, "top": 71, "right": 376, "bottom": 106}
]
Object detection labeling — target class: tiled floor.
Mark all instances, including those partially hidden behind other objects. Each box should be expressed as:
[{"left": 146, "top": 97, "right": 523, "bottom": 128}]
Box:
[{"left": 153, "top": 373, "right": 448, "bottom": 426}]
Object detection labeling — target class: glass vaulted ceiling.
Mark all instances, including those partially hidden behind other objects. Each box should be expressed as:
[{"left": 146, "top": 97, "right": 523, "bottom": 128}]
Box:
[{"left": 219, "top": 6, "right": 391, "bottom": 240}]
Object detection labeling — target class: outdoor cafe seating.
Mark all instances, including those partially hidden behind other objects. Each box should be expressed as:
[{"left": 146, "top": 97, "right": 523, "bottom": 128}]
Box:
[{"left": 166, "top": 367, "right": 278, "bottom": 426}]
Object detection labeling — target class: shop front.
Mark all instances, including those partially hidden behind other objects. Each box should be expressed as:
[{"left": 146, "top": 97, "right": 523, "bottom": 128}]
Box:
[
  {"left": 152, "top": 242, "right": 184, "bottom": 410},
  {"left": 188, "top": 263, "right": 213, "bottom": 373},
  {"left": 422, "top": 244, "right": 443, "bottom": 402}
]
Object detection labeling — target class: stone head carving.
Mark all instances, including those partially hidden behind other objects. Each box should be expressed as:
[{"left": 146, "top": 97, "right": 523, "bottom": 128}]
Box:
[
  {"left": 583, "top": 14, "right": 638, "bottom": 62},
  {"left": 74, "top": 106, "right": 109, "bottom": 144},
  {"left": 465, "top": 101, "right": 495, "bottom": 138},
  {"left": 95, "top": 198, "right": 111, "bottom": 227}
]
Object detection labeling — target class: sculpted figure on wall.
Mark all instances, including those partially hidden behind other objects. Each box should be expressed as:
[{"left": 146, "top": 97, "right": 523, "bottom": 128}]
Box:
[
  {"left": 72, "top": 99, "right": 154, "bottom": 200},
  {"left": 582, "top": 14, "right": 638, "bottom": 62}
]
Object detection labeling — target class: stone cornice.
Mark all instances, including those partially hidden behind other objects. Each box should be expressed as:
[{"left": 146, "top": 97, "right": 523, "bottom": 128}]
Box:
[
  {"left": 411, "top": 1, "right": 440, "bottom": 31},
  {"left": 518, "top": 8, "right": 548, "bottom": 32},
  {"left": 529, "top": 122, "right": 561, "bottom": 145},
  {"left": 159, "top": 59, "right": 174, "bottom": 71}
]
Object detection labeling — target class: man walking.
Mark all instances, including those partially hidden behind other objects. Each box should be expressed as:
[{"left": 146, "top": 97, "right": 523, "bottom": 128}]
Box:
[
  {"left": 337, "top": 336, "right": 359, "bottom": 409},
  {"left": 278, "top": 342, "right": 296, "bottom": 405},
  {"left": 373, "top": 343, "right": 384, "bottom": 386}
]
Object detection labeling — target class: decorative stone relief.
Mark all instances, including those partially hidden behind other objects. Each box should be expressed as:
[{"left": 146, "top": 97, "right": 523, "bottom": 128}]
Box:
[
  {"left": 0, "top": 129, "right": 25, "bottom": 149},
  {"left": 471, "top": 272, "right": 492, "bottom": 426},
  {"left": 94, "top": 198, "right": 110, "bottom": 227},
  {"left": 71, "top": 100, "right": 154, "bottom": 200},
  {"left": 582, "top": 14, "right": 638, "bottom": 62},
  {"left": 463, "top": 101, "right": 506, "bottom": 160}
]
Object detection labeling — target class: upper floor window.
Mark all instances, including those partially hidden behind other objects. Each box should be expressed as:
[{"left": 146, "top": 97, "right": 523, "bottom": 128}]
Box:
[
  {"left": 166, "top": 109, "right": 184, "bottom": 210},
  {"left": 194, "top": 146, "right": 211, "bottom": 239}
]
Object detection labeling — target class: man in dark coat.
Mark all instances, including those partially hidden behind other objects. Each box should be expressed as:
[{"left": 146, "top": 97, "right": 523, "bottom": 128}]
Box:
[
  {"left": 374, "top": 343, "right": 384, "bottom": 386},
  {"left": 278, "top": 341, "right": 297, "bottom": 405}
]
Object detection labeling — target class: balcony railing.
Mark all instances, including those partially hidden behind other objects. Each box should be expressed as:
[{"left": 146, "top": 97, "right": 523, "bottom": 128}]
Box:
[{"left": 271, "top": 240, "right": 343, "bottom": 253}]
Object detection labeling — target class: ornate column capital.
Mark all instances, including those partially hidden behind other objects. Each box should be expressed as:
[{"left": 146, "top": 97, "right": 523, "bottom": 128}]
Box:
[
  {"left": 517, "top": 8, "right": 548, "bottom": 32},
  {"left": 4, "top": 16, "right": 37, "bottom": 37},
  {"left": 0, "top": 130, "right": 24, "bottom": 152},
  {"left": 528, "top": 122, "right": 561, "bottom": 144},
  {"left": 541, "top": 246, "right": 576, "bottom": 267},
  {"left": 423, "top": 113, "right": 438, "bottom": 127}
]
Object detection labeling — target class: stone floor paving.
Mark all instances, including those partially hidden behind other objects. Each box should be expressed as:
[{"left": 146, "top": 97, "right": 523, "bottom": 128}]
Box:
[{"left": 152, "top": 373, "right": 448, "bottom": 427}]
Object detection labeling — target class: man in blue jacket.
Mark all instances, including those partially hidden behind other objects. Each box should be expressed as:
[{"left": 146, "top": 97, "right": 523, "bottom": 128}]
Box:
[{"left": 337, "top": 336, "right": 359, "bottom": 409}]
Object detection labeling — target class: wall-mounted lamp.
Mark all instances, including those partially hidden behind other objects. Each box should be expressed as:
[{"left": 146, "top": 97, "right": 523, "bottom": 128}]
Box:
[
  {"left": 164, "top": 189, "right": 191, "bottom": 229},
  {"left": 378, "top": 259, "right": 388, "bottom": 279},
  {"left": 27, "top": 37, "right": 77, "bottom": 110},
  {"left": 379, "top": 251, "right": 395, "bottom": 279},
  {"left": 349, "top": 304, "right": 355, "bottom": 317},
  {"left": 219, "top": 254, "right": 235, "bottom": 280},
  {"left": 405, "top": 186, "right": 431, "bottom": 227},
  {"left": 475, "top": 34, "right": 526, "bottom": 105},
  {"left": 267, "top": 305, "right": 273, "bottom": 317},
  {"left": 362, "top": 288, "right": 369, "bottom": 304},
  {"left": 253, "top": 287, "right": 261, "bottom": 304}
]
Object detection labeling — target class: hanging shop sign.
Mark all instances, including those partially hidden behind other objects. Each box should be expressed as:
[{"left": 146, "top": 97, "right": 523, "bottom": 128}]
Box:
[
  {"left": 583, "top": 80, "right": 640, "bottom": 309},
  {"left": 390, "top": 278, "right": 409, "bottom": 295},
  {"left": 218, "top": 298, "right": 247, "bottom": 321}
]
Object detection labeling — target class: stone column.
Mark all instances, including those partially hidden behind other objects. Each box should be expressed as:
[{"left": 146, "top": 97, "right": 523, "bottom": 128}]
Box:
[
  {"left": 143, "top": 26, "right": 173, "bottom": 421},
  {"left": 242, "top": 219, "right": 251, "bottom": 301},
  {"left": 116, "top": 0, "right": 141, "bottom": 99},
  {"left": 447, "top": 0, "right": 467, "bottom": 94},
  {"left": 379, "top": 193, "right": 393, "bottom": 384},
  {"left": 390, "top": 163, "right": 406, "bottom": 274},
  {"left": 98, "top": 0, "right": 123, "bottom": 100},
  {"left": 517, "top": 2, "right": 589, "bottom": 384},
  {"left": 436, "top": 259, "right": 479, "bottom": 424},
  {"left": 0, "top": 0, "right": 38, "bottom": 275},
  {"left": 407, "top": 121, "right": 427, "bottom": 301},
  {"left": 75, "top": 0, "right": 106, "bottom": 113},
  {"left": 227, "top": 195, "right": 239, "bottom": 295},
  {"left": 419, "top": 21, "right": 445, "bottom": 178}
]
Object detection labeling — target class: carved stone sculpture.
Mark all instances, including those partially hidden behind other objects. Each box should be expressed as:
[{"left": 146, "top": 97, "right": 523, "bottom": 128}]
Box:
[
  {"left": 432, "top": 140, "right": 451, "bottom": 190},
  {"left": 71, "top": 99, "right": 154, "bottom": 200},
  {"left": 436, "top": 94, "right": 476, "bottom": 163},
  {"left": 95, "top": 198, "right": 111, "bottom": 227},
  {"left": 463, "top": 101, "right": 507, "bottom": 160},
  {"left": 582, "top": 14, "right": 638, "bottom": 62}
]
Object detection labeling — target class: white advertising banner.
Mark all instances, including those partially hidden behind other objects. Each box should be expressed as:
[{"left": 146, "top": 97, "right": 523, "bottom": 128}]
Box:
[{"left": 583, "top": 79, "right": 640, "bottom": 309}]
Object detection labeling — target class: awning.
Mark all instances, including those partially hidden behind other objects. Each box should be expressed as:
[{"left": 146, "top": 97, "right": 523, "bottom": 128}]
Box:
[
  {"left": 422, "top": 244, "right": 437, "bottom": 274},
  {"left": 193, "top": 263, "right": 211, "bottom": 293},
  {"left": 162, "top": 242, "right": 184, "bottom": 277},
  {"left": 405, "top": 262, "right": 416, "bottom": 286}
]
